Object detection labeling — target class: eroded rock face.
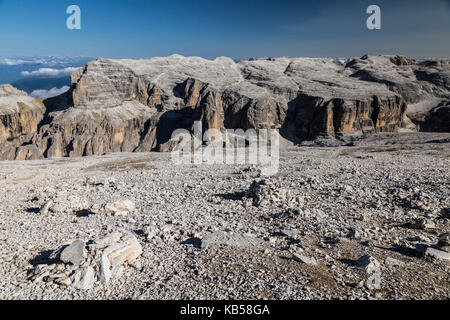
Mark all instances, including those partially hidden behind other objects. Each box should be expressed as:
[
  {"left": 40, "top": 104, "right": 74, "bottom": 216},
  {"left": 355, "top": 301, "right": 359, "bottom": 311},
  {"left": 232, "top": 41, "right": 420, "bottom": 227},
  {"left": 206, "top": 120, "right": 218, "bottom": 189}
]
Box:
[
  {"left": 0, "top": 85, "right": 45, "bottom": 160},
  {"left": 346, "top": 55, "right": 450, "bottom": 131},
  {"left": 0, "top": 54, "right": 448, "bottom": 160},
  {"left": 420, "top": 100, "right": 450, "bottom": 132}
]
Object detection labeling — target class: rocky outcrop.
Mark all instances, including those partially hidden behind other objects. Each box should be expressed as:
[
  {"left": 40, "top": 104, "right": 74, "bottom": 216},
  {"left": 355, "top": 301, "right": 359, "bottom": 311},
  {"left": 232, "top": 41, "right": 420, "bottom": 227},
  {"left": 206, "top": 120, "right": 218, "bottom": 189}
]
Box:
[
  {"left": 346, "top": 55, "right": 450, "bottom": 131},
  {"left": 0, "top": 54, "right": 448, "bottom": 160},
  {"left": 419, "top": 100, "right": 450, "bottom": 132},
  {"left": 0, "top": 85, "right": 45, "bottom": 160},
  {"left": 29, "top": 232, "right": 143, "bottom": 290}
]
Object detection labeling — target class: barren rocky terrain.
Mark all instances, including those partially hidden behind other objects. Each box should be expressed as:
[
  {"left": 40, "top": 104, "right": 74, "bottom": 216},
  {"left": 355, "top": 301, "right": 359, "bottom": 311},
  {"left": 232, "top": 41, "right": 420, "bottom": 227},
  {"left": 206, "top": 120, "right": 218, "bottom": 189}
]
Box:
[{"left": 0, "top": 132, "right": 448, "bottom": 300}]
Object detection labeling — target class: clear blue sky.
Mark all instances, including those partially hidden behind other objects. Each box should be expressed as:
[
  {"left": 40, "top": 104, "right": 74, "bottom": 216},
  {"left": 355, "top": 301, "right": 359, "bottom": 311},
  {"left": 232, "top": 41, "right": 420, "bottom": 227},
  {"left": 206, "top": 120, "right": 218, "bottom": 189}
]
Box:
[{"left": 0, "top": 0, "right": 449, "bottom": 59}]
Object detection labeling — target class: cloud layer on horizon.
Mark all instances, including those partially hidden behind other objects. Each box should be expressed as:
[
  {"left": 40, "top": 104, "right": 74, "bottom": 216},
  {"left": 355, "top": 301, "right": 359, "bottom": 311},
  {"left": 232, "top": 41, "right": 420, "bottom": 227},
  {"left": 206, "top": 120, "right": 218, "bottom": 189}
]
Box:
[
  {"left": 0, "top": 58, "right": 44, "bottom": 66},
  {"left": 30, "top": 86, "right": 70, "bottom": 98},
  {"left": 21, "top": 67, "right": 78, "bottom": 77}
]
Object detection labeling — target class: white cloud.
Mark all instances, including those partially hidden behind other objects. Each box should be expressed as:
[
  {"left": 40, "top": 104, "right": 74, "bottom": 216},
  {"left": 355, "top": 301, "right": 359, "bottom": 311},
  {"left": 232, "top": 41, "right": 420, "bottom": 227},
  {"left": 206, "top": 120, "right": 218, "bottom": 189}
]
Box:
[
  {"left": 21, "top": 67, "right": 78, "bottom": 77},
  {"left": 30, "top": 86, "right": 70, "bottom": 98},
  {"left": 0, "top": 58, "right": 44, "bottom": 65}
]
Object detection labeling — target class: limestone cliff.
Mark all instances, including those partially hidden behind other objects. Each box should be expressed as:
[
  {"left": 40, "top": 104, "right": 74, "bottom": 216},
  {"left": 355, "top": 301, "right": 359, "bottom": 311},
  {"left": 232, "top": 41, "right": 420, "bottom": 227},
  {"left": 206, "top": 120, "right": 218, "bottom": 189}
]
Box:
[
  {"left": 0, "top": 54, "right": 448, "bottom": 160},
  {"left": 0, "top": 85, "right": 45, "bottom": 160}
]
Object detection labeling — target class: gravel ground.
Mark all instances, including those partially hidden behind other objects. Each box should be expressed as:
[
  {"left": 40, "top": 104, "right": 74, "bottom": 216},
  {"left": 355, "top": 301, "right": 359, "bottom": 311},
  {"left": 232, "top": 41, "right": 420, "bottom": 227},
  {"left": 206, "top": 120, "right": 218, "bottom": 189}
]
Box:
[{"left": 0, "top": 132, "right": 449, "bottom": 300}]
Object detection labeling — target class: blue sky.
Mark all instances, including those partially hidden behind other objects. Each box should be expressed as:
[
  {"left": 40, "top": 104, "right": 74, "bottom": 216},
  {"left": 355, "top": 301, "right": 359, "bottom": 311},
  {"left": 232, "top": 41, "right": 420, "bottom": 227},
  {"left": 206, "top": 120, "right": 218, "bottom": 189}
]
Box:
[{"left": 0, "top": 0, "right": 449, "bottom": 59}]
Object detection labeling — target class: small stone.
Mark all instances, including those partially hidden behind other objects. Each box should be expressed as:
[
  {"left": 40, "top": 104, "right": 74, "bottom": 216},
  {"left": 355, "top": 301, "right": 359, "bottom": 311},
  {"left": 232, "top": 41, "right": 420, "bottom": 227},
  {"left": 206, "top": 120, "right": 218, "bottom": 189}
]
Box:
[
  {"left": 103, "top": 199, "right": 136, "bottom": 216},
  {"left": 145, "top": 225, "right": 158, "bottom": 240},
  {"left": 296, "top": 196, "right": 305, "bottom": 204},
  {"left": 32, "top": 271, "right": 50, "bottom": 283},
  {"left": 39, "top": 200, "right": 53, "bottom": 214},
  {"left": 280, "top": 229, "right": 300, "bottom": 239},
  {"left": 89, "top": 232, "right": 122, "bottom": 251},
  {"left": 437, "top": 233, "right": 450, "bottom": 252},
  {"left": 292, "top": 253, "right": 317, "bottom": 265},
  {"left": 104, "top": 177, "right": 116, "bottom": 187},
  {"left": 55, "top": 276, "right": 72, "bottom": 287},
  {"left": 99, "top": 252, "right": 111, "bottom": 284},
  {"left": 356, "top": 255, "right": 381, "bottom": 274},
  {"left": 365, "top": 272, "right": 382, "bottom": 290},
  {"left": 60, "top": 240, "right": 85, "bottom": 265},
  {"left": 71, "top": 266, "right": 95, "bottom": 290},
  {"left": 410, "top": 218, "right": 435, "bottom": 230},
  {"left": 129, "top": 259, "right": 142, "bottom": 270},
  {"left": 424, "top": 247, "right": 450, "bottom": 262},
  {"left": 348, "top": 229, "right": 361, "bottom": 239},
  {"left": 84, "top": 177, "right": 96, "bottom": 186},
  {"left": 33, "top": 264, "right": 51, "bottom": 275}
]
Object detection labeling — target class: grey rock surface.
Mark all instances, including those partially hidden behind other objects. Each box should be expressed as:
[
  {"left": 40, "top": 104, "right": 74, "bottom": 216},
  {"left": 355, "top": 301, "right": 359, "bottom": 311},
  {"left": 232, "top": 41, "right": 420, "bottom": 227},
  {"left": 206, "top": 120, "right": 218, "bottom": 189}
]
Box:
[
  {"left": 0, "top": 129, "right": 449, "bottom": 299},
  {"left": 71, "top": 266, "right": 95, "bottom": 290},
  {"left": 0, "top": 55, "right": 449, "bottom": 160},
  {"left": 59, "top": 240, "right": 85, "bottom": 265},
  {"left": 292, "top": 253, "right": 317, "bottom": 265}
]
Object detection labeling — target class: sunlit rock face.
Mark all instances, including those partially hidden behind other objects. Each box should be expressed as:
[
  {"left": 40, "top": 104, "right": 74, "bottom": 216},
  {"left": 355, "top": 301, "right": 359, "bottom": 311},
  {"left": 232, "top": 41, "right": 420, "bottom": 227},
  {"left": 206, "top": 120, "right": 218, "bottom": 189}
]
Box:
[
  {"left": 0, "top": 54, "right": 449, "bottom": 160},
  {"left": 0, "top": 85, "right": 46, "bottom": 160}
]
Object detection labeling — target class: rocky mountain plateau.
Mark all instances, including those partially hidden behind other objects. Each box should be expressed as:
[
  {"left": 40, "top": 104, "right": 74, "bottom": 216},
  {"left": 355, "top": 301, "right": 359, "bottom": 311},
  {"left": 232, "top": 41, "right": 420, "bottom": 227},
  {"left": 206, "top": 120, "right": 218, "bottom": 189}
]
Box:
[
  {"left": 0, "top": 54, "right": 448, "bottom": 300},
  {"left": 0, "top": 132, "right": 448, "bottom": 299},
  {"left": 1, "top": 54, "right": 449, "bottom": 160}
]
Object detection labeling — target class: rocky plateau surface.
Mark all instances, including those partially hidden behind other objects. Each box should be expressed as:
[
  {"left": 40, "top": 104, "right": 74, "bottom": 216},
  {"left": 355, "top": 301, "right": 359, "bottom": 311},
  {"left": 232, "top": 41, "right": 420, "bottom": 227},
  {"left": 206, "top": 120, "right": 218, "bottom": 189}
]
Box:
[{"left": 0, "top": 132, "right": 448, "bottom": 299}]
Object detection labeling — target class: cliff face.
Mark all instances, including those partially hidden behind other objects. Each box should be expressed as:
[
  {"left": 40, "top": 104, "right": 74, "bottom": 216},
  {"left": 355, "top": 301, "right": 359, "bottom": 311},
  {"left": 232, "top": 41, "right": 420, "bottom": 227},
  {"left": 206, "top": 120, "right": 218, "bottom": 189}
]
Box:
[
  {"left": 0, "top": 54, "right": 448, "bottom": 160},
  {"left": 420, "top": 100, "right": 450, "bottom": 132},
  {"left": 0, "top": 85, "right": 45, "bottom": 160}
]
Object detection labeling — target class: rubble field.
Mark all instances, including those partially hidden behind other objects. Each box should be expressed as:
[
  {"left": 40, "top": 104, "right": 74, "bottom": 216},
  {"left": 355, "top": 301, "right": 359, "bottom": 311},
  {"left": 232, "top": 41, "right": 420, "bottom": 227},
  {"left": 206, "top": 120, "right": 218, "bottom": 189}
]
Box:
[{"left": 0, "top": 132, "right": 449, "bottom": 300}]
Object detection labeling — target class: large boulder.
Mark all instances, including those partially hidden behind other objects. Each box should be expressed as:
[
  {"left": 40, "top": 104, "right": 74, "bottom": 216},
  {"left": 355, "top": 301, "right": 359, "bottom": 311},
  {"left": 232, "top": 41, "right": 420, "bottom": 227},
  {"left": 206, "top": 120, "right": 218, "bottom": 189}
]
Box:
[
  {"left": 30, "top": 232, "right": 143, "bottom": 290},
  {"left": 419, "top": 100, "right": 450, "bottom": 132}
]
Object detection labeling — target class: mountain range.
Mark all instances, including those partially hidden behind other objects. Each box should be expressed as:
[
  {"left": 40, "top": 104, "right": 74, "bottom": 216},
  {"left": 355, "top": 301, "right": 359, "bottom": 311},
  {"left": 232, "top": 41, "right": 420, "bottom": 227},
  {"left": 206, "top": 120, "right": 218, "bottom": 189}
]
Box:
[{"left": 0, "top": 54, "right": 449, "bottom": 160}]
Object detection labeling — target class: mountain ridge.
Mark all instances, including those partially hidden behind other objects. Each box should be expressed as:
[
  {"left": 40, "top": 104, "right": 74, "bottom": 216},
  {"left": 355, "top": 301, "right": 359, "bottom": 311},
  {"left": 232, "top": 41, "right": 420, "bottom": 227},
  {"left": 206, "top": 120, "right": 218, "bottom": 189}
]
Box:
[{"left": 0, "top": 54, "right": 449, "bottom": 160}]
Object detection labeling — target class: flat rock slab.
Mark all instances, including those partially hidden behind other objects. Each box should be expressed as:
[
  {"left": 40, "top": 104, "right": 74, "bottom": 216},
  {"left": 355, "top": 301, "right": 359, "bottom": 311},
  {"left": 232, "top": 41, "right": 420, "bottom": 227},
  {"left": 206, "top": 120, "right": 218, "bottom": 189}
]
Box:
[
  {"left": 201, "top": 231, "right": 265, "bottom": 250},
  {"left": 280, "top": 229, "right": 300, "bottom": 239},
  {"left": 416, "top": 243, "right": 450, "bottom": 262},
  {"left": 425, "top": 247, "right": 450, "bottom": 262},
  {"left": 58, "top": 240, "right": 86, "bottom": 265},
  {"left": 96, "top": 232, "right": 143, "bottom": 284},
  {"left": 292, "top": 253, "right": 317, "bottom": 265},
  {"left": 71, "top": 266, "right": 95, "bottom": 290}
]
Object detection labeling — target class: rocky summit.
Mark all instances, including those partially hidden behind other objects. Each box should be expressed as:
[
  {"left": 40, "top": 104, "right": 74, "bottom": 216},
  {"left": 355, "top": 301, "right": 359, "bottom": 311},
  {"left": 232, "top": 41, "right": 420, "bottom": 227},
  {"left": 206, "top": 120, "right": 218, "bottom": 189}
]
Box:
[{"left": 0, "top": 54, "right": 449, "bottom": 161}]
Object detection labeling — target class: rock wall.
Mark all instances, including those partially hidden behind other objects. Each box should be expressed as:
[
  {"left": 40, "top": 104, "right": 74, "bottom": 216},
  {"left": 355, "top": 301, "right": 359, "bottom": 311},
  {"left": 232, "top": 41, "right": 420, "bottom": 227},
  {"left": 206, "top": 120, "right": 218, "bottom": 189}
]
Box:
[
  {"left": 0, "top": 54, "right": 448, "bottom": 160},
  {"left": 0, "top": 85, "right": 45, "bottom": 160}
]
